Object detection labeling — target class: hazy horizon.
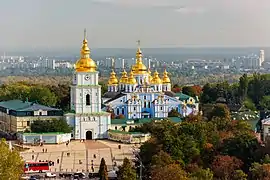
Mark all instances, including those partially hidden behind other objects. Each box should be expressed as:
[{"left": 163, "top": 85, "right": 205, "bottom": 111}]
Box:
[{"left": 0, "top": 0, "right": 270, "bottom": 50}]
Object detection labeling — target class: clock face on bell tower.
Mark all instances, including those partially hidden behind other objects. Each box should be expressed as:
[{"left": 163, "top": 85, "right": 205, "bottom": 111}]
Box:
[{"left": 85, "top": 74, "right": 90, "bottom": 81}]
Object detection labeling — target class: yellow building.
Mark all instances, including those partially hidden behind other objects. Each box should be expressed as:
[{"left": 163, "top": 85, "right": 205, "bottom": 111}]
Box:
[{"left": 0, "top": 100, "right": 63, "bottom": 132}]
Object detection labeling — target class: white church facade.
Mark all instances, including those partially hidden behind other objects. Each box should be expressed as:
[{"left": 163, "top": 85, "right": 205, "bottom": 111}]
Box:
[{"left": 65, "top": 31, "right": 111, "bottom": 140}]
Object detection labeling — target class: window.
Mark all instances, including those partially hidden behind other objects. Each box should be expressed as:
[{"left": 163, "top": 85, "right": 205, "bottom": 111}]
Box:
[
  {"left": 116, "top": 108, "right": 119, "bottom": 115},
  {"left": 134, "top": 107, "right": 136, "bottom": 111},
  {"left": 27, "top": 121, "right": 30, "bottom": 126},
  {"left": 160, "top": 106, "right": 163, "bottom": 110},
  {"left": 148, "top": 102, "right": 151, "bottom": 108},
  {"left": 268, "top": 127, "right": 270, "bottom": 133},
  {"left": 144, "top": 102, "right": 147, "bottom": 108},
  {"left": 86, "top": 94, "right": 90, "bottom": 105},
  {"left": 115, "top": 126, "right": 117, "bottom": 130},
  {"left": 122, "top": 108, "right": 124, "bottom": 115},
  {"left": 144, "top": 96, "right": 146, "bottom": 100},
  {"left": 39, "top": 112, "right": 42, "bottom": 116}
]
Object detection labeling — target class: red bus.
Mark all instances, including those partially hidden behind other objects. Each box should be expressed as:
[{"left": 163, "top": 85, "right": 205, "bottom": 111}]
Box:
[{"left": 24, "top": 162, "right": 50, "bottom": 173}]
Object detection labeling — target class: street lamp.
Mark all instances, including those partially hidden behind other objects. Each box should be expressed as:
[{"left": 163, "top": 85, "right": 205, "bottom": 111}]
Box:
[{"left": 132, "top": 147, "right": 143, "bottom": 180}]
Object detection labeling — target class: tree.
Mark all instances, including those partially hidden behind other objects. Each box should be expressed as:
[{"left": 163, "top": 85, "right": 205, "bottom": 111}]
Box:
[
  {"left": 168, "top": 109, "right": 181, "bottom": 117},
  {"left": 182, "top": 86, "right": 197, "bottom": 97},
  {"left": 151, "top": 164, "right": 188, "bottom": 180},
  {"left": 250, "top": 162, "right": 270, "bottom": 180},
  {"left": 117, "top": 158, "right": 136, "bottom": 180},
  {"left": 259, "top": 96, "right": 270, "bottom": 110},
  {"left": 151, "top": 151, "right": 174, "bottom": 168},
  {"left": 189, "top": 168, "right": 213, "bottom": 180},
  {"left": 30, "top": 119, "right": 71, "bottom": 133},
  {"left": 28, "top": 86, "right": 58, "bottom": 106},
  {"left": 99, "top": 158, "right": 108, "bottom": 180},
  {"left": 0, "top": 139, "right": 24, "bottom": 179},
  {"left": 211, "top": 155, "right": 243, "bottom": 180},
  {"left": 231, "top": 170, "right": 247, "bottom": 180},
  {"left": 238, "top": 73, "right": 249, "bottom": 101},
  {"left": 209, "top": 103, "right": 230, "bottom": 120}
]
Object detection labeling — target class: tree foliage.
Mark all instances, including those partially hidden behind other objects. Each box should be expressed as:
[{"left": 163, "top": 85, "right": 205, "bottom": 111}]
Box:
[
  {"left": 0, "top": 139, "right": 24, "bottom": 180},
  {"left": 30, "top": 119, "right": 72, "bottom": 133},
  {"left": 117, "top": 158, "right": 136, "bottom": 180},
  {"left": 151, "top": 164, "right": 188, "bottom": 180},
  {"left": 211, "top": 155, "right": 243, "bottom": 180}
]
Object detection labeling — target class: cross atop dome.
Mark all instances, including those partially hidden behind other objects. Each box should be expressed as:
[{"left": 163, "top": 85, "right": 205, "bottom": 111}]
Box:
[{"left": 137, "top": 40, "right": 141, "bottom": 47}]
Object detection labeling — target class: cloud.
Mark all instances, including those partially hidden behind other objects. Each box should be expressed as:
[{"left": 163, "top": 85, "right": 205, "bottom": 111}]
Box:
[{"left": 174, "top": 6, "right": 206, "bottom": 14}]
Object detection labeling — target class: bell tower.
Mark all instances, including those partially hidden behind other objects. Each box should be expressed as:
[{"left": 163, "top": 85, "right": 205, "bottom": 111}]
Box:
[{"left": 70, "top": 29, "right": 101, "bottom": 114}]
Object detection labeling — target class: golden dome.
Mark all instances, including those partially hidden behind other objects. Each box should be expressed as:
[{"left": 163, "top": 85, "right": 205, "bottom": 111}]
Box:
[
  {"left": 133, "top": 40, "right": 147, "bottom": 75},
  {"left": 162, "top": 69, "right": 171, "bottom": 84},
  {"left": 75, "top": 30, "right": 97, "bottom": 72},
  {"left": 128, "top": 71, "right": 137, "bottom": 84},
  {"left": 108, "top": 70, "right": 118, "bottom": 85},
  {"left": 151, "top": 71, "right": 162, "bottom": 84},
  {"left": 120, "top": 70, "right": 128, "bottom": 83}
]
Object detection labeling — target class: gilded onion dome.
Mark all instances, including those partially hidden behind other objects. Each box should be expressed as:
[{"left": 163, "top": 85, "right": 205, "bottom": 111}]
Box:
[
  {"left": 148, "top": 69, "right": 153, "bottom": 82},
  {"left": 75, "top": 29, "right": 97, "bottom": 72},
  {"left": 162, "top": 69, "right": 171, "bottom": 84},
  {"left": 151, "top": 71, "right": 162, "bottom": 84},
  {"left": 119, "top": 69, "right": 128, "bottom": 83},
  {"left": 108, "top": 70, "right": 118, "bottom": 85},
  {"left": 128, "top": 71, "right": 137, "bottom": 84},
  {"left": 133, "top": 40, "right": 147, "bottom": 75}
]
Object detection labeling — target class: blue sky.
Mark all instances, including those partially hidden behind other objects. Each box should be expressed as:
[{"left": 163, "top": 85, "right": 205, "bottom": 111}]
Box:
[{"left": 0, "top": 0, "right": 270, "bottom": 49}]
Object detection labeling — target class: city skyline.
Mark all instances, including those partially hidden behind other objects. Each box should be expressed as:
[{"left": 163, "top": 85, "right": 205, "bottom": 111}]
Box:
[{"left": 0, "top": 0, "right": 270, "bottom": 50}]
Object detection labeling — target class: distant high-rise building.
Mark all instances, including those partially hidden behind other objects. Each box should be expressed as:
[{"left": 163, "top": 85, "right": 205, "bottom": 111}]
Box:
[{"left": 259, "top": 50, "right": 265, "bottom": 67}]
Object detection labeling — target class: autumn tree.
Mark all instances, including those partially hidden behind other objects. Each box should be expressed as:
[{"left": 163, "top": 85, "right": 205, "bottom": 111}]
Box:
[
  {"left": 250, "top": 162, "right": 270, "bottom": 180},
  {"left": 211, "top": 155, "right": 243, "bottom": 180},
  {"left": 0, "top": 139, "right": 24, "bottom": 180},
  {"left": 151, "top": 164, "right": 188, "bottom": 180},
  {"left": 98, "top": 158, "right": 108, "bottom": 180},
  {"left": 117, "top": 158, "right": 136, "bottom": 180}
]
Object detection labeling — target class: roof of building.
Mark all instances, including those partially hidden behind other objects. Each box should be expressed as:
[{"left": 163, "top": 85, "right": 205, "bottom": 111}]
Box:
[
  {"left": 0, "top": 100, "right": 61, "bottom": 112},
  {"left": 175, "top": 93, "right": 191, "bottom": 100},
  {"left": 111, "top": 117, "right": 182, "bottom": 125},
  {"left": 108, "top": 130, "right": 145, "bottom": 135}
]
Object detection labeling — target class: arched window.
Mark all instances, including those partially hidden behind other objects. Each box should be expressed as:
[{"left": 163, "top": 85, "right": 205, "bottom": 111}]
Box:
[
  {"left": 116, "top": 108, "right": 119, "bottom": 115},
  {"left": 122, "top": 108, "right": 124, "bottom": 115},
  {"left": 86, "top": 94, "right": 90, "bottom": 105}
]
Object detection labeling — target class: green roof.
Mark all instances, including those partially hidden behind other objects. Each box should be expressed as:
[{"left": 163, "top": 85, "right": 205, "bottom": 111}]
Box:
[
  {"left": 111, "top": 117, "right": 182, "bottom": 125},
  {"left": 0, "top": 100, "right": 60, "bottom": 111},
  {"left": 175, "top": 93, "right": 192, "bottom": 100}
]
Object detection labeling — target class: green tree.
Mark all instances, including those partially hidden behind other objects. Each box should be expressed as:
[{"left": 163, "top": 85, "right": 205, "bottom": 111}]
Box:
[
  {"left": 250, "top": 162, "right": 270, "bottom": 180},
  {"left": 238, "top": 73, "right": 249, "bottom": 101},
  {"left": 259, "top": 96, "right": 270, "bottom": 110},
  {"left": 168, "top": 109, "right": 181, "bottom": 117},
  {"left": 30, "top": 119, "right": 71, "bottom": 133},
  {"left": 117, "top": 158, "right": 136, "bottom": 180},
  {"left": 209, "top": 103, "right": 230, "bottom": 120},
  {"left": 99, "top": 158, "right": 108, "bottom": 180},
  {"left": 0, "top": 139, "right": 24, "bottom": 180},
  {"left": 243, "top": 98, "right": 256, "bottom": 111},
  {"left": 231, "top": 170, "right": 247, "bottom": 180},
  {"left": 189, "top": 168, "right": 213, "bottom": 180},
  {"left": 29, "top": 86, "right": 58, "bottom": 106},
  {"left": 182, "top": 86, "right": 197, "bottom": 97}
]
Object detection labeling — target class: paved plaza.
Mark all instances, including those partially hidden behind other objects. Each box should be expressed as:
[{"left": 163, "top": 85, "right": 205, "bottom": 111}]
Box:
[{"left": 20, "top": 140, "right": 138, "bottom": 173}]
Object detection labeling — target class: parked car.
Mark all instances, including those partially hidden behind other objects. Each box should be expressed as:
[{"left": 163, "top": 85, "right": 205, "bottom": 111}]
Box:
[
  {"left": 30, "top": 175, "right": 43, "bottom": 179},
  {"left": 59, "top": 173, "right": 73, "bottom": 178},
  {"left": 45, "top": 172, "right": 56, "bottom": 178},
  {"left": 73, "top": 172, "right": 86, "bottom": 179}
]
